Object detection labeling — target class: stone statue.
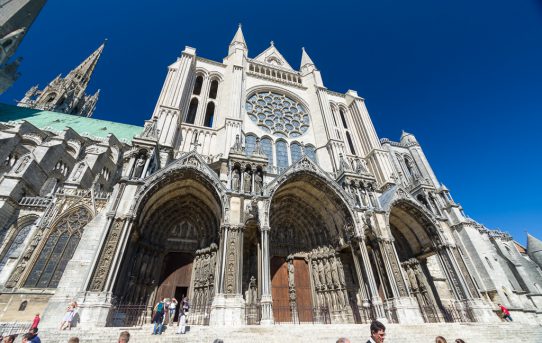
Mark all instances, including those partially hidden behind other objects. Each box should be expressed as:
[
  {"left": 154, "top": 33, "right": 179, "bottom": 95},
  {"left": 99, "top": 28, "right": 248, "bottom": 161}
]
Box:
[
  {"left": 331, "top": 257, "right": 340, "bottom": 287},
  {"left": 336, "top": 258, "right": 346, "bottom": 286},
  {"left": 254, "top": 171, "right": 263, "bottom": 194},
  {"left": 231, "top": 168, "right": 240, "bottom": 191},
  {"left": 6, "top": 259, "right": 27, "bottom": 288},
  {"left": 288, "top": 260, "right": 295, "bottom": 289},
  {"left": 246, "top": 276, "right": 257, "bottom": 304},
  {"left": 243, "top": 170, "right": 252, "bottom": 193},
  {"left": 324, "top": 259, "right": 332, "bottom": 287},
  {"left": 311, "top": 260, "right": 321, "bottom": 289},
  {"left": 133, "top": 156, "right": 145, "bottom": 178},
  {"left": 317, "top": 260, "right": 326, "bottom": 288}
]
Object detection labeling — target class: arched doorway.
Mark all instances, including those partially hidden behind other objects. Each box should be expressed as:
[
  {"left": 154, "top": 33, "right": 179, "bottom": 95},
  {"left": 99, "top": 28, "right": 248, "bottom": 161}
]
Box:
[
  {"left": 388, "top": 201, "right": 454, "bottom": 322},
  {"left": 113, "top": 169, "right": 222, "bottom": 324},
  {"left": 268, "top": 172, "right": 358, "bottom": 323}
]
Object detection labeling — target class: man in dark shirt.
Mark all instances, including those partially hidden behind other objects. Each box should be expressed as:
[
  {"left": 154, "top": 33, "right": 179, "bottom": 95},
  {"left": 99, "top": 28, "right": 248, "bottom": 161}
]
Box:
[{"left": 367, "top": 320, "right": 386, "bottom": 343}]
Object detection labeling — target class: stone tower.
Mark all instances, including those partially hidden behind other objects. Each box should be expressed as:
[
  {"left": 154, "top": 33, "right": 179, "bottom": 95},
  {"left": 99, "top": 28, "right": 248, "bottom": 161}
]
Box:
[
  {"left": 17, "top": 41, "right": 105, "bottom": 117},
  {"left": 0, "top": 0, "right": 47, "bottom": 94}
]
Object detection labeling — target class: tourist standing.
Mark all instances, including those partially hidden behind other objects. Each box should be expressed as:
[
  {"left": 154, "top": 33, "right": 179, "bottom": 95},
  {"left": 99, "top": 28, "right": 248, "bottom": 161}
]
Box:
[
  {"left": 367, "top": 320, "right": 386, "bottom": 343},
  {"left": 151, "top": 299, "right": 165, "bottom": 335},
  {"left": 118, "top": 331, "right": 130, "bottom": 342},
  {"left": 169, "top": 298, "right": 178, "bottom": 324},
  {"left": 31, "top": 313, "right": 40, "bottom": 330},
  {"left": 21, "top": 333, "right": 33, "bottom": 343},
  {"left": 176, "top": 309, "right": 187, "bottom": 334},
  {"left": 498, "top": 303, "right": 513, "bottom": 321}
]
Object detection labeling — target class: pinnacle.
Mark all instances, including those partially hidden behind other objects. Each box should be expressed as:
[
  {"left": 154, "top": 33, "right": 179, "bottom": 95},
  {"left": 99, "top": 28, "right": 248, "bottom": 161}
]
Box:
[
  {"left": 300, "top": 46, "right": 315, "bottom": 69},
  {"left": 230, "top": 24, "right": 247, "bottom": 47}
]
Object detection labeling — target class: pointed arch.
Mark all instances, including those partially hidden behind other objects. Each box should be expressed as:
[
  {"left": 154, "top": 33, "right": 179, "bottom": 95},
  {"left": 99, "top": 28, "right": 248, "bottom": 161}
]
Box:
[
  {"left": 185, "top": 98, "right": 198, "bottom": 124},
  {"left": 203, "top": 102, "right": 215, "bottom": 128}
]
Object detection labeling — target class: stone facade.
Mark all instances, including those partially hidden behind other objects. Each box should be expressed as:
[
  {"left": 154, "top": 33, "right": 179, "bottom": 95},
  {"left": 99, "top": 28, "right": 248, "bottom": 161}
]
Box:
[
  {"left": 0, "top": 25, "right": 541, "bottom": 328},
  {"left": 0, "top": 0, "right": 47, "bottom": 94}
]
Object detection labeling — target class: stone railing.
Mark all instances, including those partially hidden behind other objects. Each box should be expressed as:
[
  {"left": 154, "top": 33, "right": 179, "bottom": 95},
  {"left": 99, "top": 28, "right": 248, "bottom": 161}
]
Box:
[{"left": 19, "top": 196, "right": 52, "bottom": 208}]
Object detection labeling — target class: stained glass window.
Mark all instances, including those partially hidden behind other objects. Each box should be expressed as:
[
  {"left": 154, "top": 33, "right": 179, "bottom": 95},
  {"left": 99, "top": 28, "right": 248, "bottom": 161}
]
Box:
[
  {"left": 24, "top": 207, "right": 91, "bottom": 289},
  {"left": 276, "top": 140, "right": 289, "bottom": 169},
  {"left": 245, "top": 91, "right": 310, "bottom": 138},
  {"left": 290, "top": 142, "right": 303, "bottom": 163},
  {"left": 245, "top": 135, "right": 256, "bottom": 156},
  {"left": 261, "top": 138, "right": 273, "bottom": 165},
  {"left": 305, "top": 145, "right": 317, "bottom": 163},
  {"left": 0, "top": 223, "right": 34, "bottom": 272}
]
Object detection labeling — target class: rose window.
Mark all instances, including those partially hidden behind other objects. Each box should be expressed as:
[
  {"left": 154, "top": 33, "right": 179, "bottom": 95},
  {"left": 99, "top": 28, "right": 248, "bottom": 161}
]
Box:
[{"left": 245, "top": 92, "right": 310, "bottom": 138}]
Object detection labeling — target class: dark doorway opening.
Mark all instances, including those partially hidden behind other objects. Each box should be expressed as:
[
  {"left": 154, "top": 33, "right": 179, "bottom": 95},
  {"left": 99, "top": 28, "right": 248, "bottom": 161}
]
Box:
[{"left": 174, "top": 286, "right": 188, "bottom": 322}]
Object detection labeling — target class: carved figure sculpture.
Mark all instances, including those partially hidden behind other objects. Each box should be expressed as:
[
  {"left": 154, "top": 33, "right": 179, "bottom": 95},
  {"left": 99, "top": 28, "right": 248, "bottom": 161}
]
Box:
[
  {"left": 318, "top": 260, "right": 326, "bottom": 289},
  {"left": 331, "top": 256, "right": 340, "bottom": 287},
  {"left": 324, "top": 259, "right": 332, "bottom": 287},
  {"left": 311, "top": 260, "right": 321, "bottom": 289},
  {"left": 336, "top": 258, "right": 346, "bottom": 286},
  {"left": 288, "top": 260, "right": 295, "bottom": 289},
  {"left": 133, "top": 156, "right": 145, "bottom": 178},
  {"left": 254, "top": 171, "right": 263, "bottom": 194},
  {"left": 243, "top": 170, "right": 252, "bottom": 193},
  {"left": 231, "top": 168, "right": 240, "bottom": 191}
]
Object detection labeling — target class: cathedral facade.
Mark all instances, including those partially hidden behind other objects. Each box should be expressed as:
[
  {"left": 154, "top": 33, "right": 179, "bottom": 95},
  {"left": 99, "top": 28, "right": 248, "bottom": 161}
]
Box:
[{"left": 0, "top": 26, "right": 541, "bottom": 327}]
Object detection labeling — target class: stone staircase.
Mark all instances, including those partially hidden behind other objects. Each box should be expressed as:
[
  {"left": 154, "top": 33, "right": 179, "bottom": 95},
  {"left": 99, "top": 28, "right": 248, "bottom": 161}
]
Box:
[{"left": 33, "top": 322, "right": 542, "bottom": 343}]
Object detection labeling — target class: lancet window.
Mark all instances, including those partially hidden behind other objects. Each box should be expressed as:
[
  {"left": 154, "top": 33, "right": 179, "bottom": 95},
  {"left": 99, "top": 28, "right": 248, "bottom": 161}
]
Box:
[
  {"left": 185, "top": 98, "right": 198, "bottom": 124},
  {"left": 0, "top": 222, "right": 34, "bottom": 272},
  {"left": 203, "top": 102, "right": 215, "bottom": 128},
  {"left": 276, "top": 140, "right": 289, "bottom": 169},
  {"left": 290, "top": 142, "right": 303, "bottom": 163},
  {"left": 24, "top": 207, "right": 91, "bottom": 289}
]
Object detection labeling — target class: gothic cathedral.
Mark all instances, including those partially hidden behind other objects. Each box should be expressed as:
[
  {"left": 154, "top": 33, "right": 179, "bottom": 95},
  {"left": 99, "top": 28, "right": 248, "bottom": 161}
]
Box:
[{"left": 0, "top": 25, "right": 541, "bottom": 328}]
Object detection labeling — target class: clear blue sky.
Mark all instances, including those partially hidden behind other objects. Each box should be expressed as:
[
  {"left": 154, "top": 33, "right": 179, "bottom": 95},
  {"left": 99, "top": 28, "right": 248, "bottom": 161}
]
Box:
[{"left": 2, "top": 0, "right": 541, "bottom": 244}]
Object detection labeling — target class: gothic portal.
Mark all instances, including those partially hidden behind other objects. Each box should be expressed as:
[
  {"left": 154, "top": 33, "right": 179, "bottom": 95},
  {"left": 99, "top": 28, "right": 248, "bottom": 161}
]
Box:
[{"left": 0, "top": 24, "right": 541, "bottom": 327}]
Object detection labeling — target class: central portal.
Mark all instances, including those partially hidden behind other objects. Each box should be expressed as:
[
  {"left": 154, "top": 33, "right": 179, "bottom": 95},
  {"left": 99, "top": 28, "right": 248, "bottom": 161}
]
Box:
[{"left": 155, "top": 252, "right": 193, "bottom": 306}]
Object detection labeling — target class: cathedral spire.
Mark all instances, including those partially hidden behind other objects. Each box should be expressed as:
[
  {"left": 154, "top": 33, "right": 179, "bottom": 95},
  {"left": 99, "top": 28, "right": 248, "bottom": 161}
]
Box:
[
  {"left": 229, "top": 24, "right": 247, "bottom": 55},
  {"left": 66, "top": 40, "right": 106, "bottom": 89},
  {"left": 17, "top": 40, "right": 106, "bottom": 117}
]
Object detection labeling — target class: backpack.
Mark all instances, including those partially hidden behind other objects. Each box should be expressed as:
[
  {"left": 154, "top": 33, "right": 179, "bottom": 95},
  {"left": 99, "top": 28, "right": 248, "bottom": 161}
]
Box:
[{"left": 156, "top": 302, "right": 164, "bottom": 313}]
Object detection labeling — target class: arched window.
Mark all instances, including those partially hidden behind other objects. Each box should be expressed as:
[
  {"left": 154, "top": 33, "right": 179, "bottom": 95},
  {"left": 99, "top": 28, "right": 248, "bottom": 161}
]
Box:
[
  {"left": 339, "top": 109, "right": 348, "bottom": 129},
  {"left": 185, "top": 98, "right": 198, "bottom": 124},
  {"left": 193, "top": 75, "right": 203, "bottom": 95},
  {"left": 203, "top": 102, "right": 215, "bottom": 128},
  {"left": 261, "top": 137, "right": 273, "bottom": 165},
  {"left": 290, "top": 142, "right": 303, "bottom": 163},
  {"left": 331, "top": 107, "right": 338, "bottom": 126},
  {"left": 346, "top": 132, "right": 356, "bottom": 155},
  {"left": 245, "top": 135, "right": 257, "bottom": 156},
  {"left": 18, "top": 300, "right": 27, "bottom": 311},
  {"left": 0, "top": 222, "right": 34, "bottom": 272},
  {"left": 209, "top": 80, "right": 219, "bottom": 99},
  {"left": 305, "top": 145, "right": 317, "bottom": 163},
  {"left": 24, "top": 207, "right": 91, "bottom": 289},
  {"left": 276, "top": 140, "right": 289, "bottom": 169}
]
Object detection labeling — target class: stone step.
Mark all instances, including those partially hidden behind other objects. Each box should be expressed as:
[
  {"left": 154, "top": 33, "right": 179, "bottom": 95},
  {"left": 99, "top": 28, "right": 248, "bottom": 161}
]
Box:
[{"left": 33, "top": 323, "right": 542, "bottom": 343}]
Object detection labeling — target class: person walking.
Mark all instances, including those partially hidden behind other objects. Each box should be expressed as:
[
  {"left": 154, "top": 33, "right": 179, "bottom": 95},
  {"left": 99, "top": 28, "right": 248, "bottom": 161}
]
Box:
[
  {"left": 31, "top": 314, "right": 40, "bottom": 330},
  {"left": 498, "top": 303, "right": 513, "bottom": 321},
  {"left": 367, "top": 320, "right": 386, "bottom": 343}
]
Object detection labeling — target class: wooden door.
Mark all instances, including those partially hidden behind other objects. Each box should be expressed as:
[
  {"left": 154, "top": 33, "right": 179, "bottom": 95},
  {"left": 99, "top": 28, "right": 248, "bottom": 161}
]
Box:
[
  {"left": 156, "top": 252, "right": 193, "bottom": 304},
  {"left": 271, "top": 256, "right": 291, "bottom": 322},
  {"left": 294, "top": 258, "right": 313, "bottom": 322}
]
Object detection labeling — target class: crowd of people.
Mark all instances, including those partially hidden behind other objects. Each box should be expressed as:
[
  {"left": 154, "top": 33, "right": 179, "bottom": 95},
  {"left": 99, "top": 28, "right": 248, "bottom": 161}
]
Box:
[
  {"left": 151, "top": 295, "right": 190, "bottom": 335},
  {"left": 0, "top": 298, "right": 518, "bottom": 341}
]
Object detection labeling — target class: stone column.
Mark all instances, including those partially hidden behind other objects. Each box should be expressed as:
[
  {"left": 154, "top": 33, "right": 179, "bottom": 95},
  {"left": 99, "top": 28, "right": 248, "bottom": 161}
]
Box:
[
  {"left": 259, "top": 225, "right": 274, "bottom": 325},
  {"left": 356, "top": 238, "right": 385, "bottom": 319}
]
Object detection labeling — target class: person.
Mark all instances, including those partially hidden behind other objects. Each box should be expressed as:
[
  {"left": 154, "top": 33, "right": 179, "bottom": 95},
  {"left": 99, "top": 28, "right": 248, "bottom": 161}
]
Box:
[
  {"left": 3, "top": 335, "right": 17, "bottom": 343},
  {"left": 182, "top": 295, "right": 190, "bottom": 313},
  {"left": 435, "top": 337, "right": 447, "bottom": 343},
  {"left": 367, "top": 320, "right": 386, "bottom": 343},
  {"left": 152, "top": 299, "right": 165, "bottom": 335},
  {"left": 213, "top": 340, "right": 224, "bottom": 343},
  {"left": 169, "top": 298, "right": 178, "bottom": 324},
  {"left": 60, "top": 302, "right": 77, "bottom": 330},
  {"left": 336, "top": 338, "right": 351, "bottom": 343},
  {"left": 21, "top": 334, "right": 33, "bottom": 343},
  {"left": 118, "top": 331, "right": 130, "bottom": 342},
  {"left": 455, "top": 340, "right": 465, "bottom": 343},
  {"left": 31, "top": 313, "right": 40, "bottom": 330},
  {"left": 498, "top": 303, "right": 512, "bottom": 321},
  {"left": 28, "top": 327, "right": 41, "bottom": 343},
  {"left": 176, "top": 308, "right": 187, "bottom": 334},
  {"left": 68, "top": 338, "right": 80, "bottom": 343}
]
